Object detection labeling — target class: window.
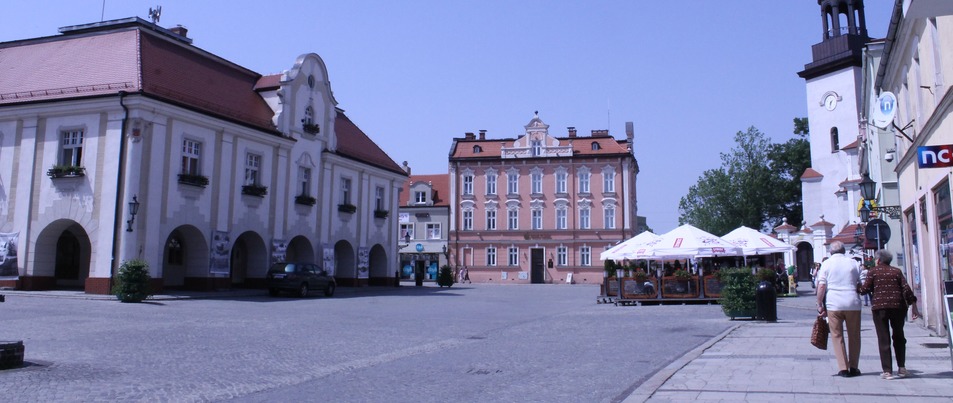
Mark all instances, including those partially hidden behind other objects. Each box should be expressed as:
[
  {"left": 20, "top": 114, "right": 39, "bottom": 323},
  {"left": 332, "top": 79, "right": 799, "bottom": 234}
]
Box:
[
  {"left": 532, "top": 209, "right": 542, "bottom": 230},
  {"left": 556, "top": 171, "right": 567, "bottom": 193},
  {"left": 603, "top": 170, "right": 615, "bottom": 193},
  {"left": 245, "top": 153, "right": 261, "bottom": 185},
  {"left": 473, "top": 145, "right": 483, "bottom": 153},
  {"left": 830, "top": 127, "right": 839, "bottom": 152},
  {"left": 580, "top": 207, "right": 590, "bottom": 229},
  {"left": 556, "top": 208, "right": 567, "bottom": 229},
  {"left": 415, "top": 191, "right": 427, "bottom": 204},
  {"left": 579, "top": 171, "right": 590, "bottom": 193},
  {"left": 531, "top": 139, "right": 542, "bottom": 156},
  {"left": 486, "top": 209, "right": 497, "bottom": 230},
  {"left": 508, "top": 246, "right": 519, "bottom": 266},
  {"left": 507, "top": 172, "right": 519, "bottom": 194},
  {"left": 591, "top": 142, "right": 601, "bottom": 151},
  {"left": 531, "top": 171, "right": 542, "bottom": 194},
  {"left": 182, "top": 139, "right": 201, "bottom": 175},
  {"left": 557, "top": 246, "right": 567, "bottom": 266},
  {"left": 463, "top": 210, "right": 473, "bottom": 230},
  {"left": 167, "top": 236, "right": 183, "bottom": 265},
  {"left": 375, "top": 186, "right": 385, "bottom": 210},
  {"left": 508, "top": 209, "right": 519, "bottom": 230},
  {"left": 463, "top": 174, "right": 474, "bottom": 195},
  {"left": 604, "top": 205, "right": 615, "bottom": 229},
  {"left": 486, "top": 174, "right": 497, "bottom": 195},
  {"left": 61, "top": 129, "right": 84, "bottom": 166},
  {"left": 580, "top": 246, "right": 591, "bottom": 266},
  {"left": 486, "top": 247, "right": 497, "bottom": 266},
  {"left": 298, "top": 167, "right": 311, "bottom": 196},
  {"left": 303, "top": 105, "right": 314, "bottom": 125},
  {"left": 341, "top": 178, "right": 352, "bottom": 204},
  {"left": 427, "top": 223, "right": 441, "bottom": 239},
  {"left": 400, "top": 224, "right": 415, "bottom": 240}
]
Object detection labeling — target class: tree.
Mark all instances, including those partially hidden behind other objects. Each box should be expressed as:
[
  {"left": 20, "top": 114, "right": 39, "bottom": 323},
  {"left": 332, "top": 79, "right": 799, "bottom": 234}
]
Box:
[{"left": 678, "top": 122, "right": 809, "bottom": 234}]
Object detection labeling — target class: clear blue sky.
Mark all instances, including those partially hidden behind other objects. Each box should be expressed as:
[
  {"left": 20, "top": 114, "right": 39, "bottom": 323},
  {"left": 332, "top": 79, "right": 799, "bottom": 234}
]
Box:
[{"left": 2, "top": 0, "right": 894, "bottom": 232}]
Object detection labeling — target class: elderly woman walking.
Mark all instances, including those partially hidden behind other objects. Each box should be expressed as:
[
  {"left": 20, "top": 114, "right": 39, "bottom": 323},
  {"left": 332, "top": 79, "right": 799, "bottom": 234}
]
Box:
[
  {"left": 859, "top": 250, "right": 920, "bottom": 380},
  {"left": 816, "top": 241, "right": 863, "bottom": 377}
]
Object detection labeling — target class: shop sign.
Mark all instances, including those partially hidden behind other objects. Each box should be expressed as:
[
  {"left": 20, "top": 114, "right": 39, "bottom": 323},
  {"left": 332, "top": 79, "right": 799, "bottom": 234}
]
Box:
[{"left": 918, "top": 144, "right": 953, "bottom": 168}]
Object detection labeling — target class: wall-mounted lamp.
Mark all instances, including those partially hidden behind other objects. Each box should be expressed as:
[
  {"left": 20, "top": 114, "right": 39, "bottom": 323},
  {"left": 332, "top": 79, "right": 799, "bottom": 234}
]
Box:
[{"left": 126, "top": 195, "right": 140, "bottom": 232}]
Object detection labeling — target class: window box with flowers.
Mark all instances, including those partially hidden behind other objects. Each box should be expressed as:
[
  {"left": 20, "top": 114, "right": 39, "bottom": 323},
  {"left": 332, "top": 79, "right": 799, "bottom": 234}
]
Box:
[
  {"left": 242, "top": 184, "right": 268, "bottom": 197},
  {"left": 338, "top": 203, "right": 357, "bottom": 214},
  {"left": 47, "top": 165, "right": 86, "bottom": 179},
  {"left": 178, "top": 173, "right": 209, "bottom": 188},
  {"left": 373, "top": 209, "right": 389, "bottom": 219},
  {"left": 295, "top": 195, "right": 316, "bottom": 206},
  {"left": 302, "top": 121, "right": 320, "bottom": 135}
]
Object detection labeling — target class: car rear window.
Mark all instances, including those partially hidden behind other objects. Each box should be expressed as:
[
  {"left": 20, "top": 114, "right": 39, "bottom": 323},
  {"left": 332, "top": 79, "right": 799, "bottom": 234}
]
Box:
[{"left": 269, "top": 263, "right": 295, "bottom": 273}]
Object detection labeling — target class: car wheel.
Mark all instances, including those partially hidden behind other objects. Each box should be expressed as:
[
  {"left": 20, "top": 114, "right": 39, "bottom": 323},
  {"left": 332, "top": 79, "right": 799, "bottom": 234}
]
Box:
[
  {"left": 324, "top": 282, "right": 336, "bottom": 297},
  {"left": 298, "top": 283, "right": 309, "bottom": 298},
  {"left": 268, "top": 288, "right": 279, "bottom": 297}
]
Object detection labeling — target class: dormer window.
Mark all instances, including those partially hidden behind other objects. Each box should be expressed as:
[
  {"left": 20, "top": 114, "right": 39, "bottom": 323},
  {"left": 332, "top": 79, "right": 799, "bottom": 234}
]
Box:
[
  {"left": 473, "top": 145, "right": 483, "bottom": 153},
  {"left": 531, "top": 139, "right": 542, "bottom": 156},
  {"left": 591, "top": 142, "right": 601, "bottom": 151},
  {"left": 414, "top": 191, "right": 427, "bottom": 204}
]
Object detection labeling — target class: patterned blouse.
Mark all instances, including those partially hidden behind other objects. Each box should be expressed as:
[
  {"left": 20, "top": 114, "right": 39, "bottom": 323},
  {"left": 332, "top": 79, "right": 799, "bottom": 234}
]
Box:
[{"left": 858, "top": 264, "right": 917, "bottom": 311}]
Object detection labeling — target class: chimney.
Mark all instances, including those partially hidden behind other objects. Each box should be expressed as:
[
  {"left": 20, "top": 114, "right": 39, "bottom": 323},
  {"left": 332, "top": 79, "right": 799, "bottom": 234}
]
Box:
[
  {"left": 478, "top": 129, "right": 486, "bottom": 140},
  {"left": 567, "top": 127, "right": 576, "bottom": 138},
  {"left": 170, "top": 24, "right": 188, "bottom": 38},
  {"left": 464, "top": 132, "right": 475, "bottom": 140},
  {"left": 592, "top": 129, "right": 609, "bottom": 137},
  {"left": 402, "top": 161, "right": 411, "bottom": 175},
  {"left": 625, "top": 122, "right": 634, "bottom": 141}
]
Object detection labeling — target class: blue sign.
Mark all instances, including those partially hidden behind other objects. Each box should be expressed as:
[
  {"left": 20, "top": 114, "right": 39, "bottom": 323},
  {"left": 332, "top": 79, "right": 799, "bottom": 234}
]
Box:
[
  {"left": 917, "top": 144, "right": 953, "bottom": 168},
  {"left": 415, "top": 243, "right": 423, "bottom": 252}
]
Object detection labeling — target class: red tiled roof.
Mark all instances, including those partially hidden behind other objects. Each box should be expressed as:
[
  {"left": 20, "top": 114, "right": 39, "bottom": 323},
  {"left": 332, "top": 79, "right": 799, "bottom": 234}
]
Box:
[
  {"left": 838, "top": 177, "right": 860, "bottom": 187},
  {"left": 334, "top": 111, "right": 406, "bottom": 175},
  {"left": 801, "top": 168, "right": 823, "bottom": 180},
  {"left": 254, "top": 74, "right": 281, "bottom": 91},
  {"left": 451, "top": 135, "right": 629, "bottom": 159},
  {"left": 831, "top": 223, "right": 864, "bottom": 245},
  {"left": 398, "top": 174, "right": 450, "bottom": 206},
  {"left": 842, "top": 139, "right": 859, "bottom": 150},
  {"left": 809, "top": 218, "right": 835, "bottom": 229},
  {"left": 774, "top": 223, "right": 798, "bottom": 232}
]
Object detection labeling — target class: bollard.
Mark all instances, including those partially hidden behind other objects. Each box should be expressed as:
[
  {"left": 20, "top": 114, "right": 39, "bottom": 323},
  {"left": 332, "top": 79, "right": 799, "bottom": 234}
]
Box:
[{"left": 755, "top": 280, "right": 777, "bottom": 322}]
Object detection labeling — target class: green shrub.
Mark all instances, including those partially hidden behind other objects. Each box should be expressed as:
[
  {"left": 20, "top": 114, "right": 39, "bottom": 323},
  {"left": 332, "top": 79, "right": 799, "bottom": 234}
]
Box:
[
  {"left": 719, "top": 267, "right": 756, "bottom": 319},
  {"left": 757, "top": 268, "right": 777, "bottom": 283},
  {"left": 113, "top": 259, "right": 152, "bottom": 302},
  {"left": 436, "top": 265, "right": 455, "bottom": 287}
]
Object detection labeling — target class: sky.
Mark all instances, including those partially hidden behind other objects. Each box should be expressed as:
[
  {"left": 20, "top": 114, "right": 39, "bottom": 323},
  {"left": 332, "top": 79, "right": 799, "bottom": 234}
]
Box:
[{"left": 1, "top": 0, "right": 896, "bottom": 232}]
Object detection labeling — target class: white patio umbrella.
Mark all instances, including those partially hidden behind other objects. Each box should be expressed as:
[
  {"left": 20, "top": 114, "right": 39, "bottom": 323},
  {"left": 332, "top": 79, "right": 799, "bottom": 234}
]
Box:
[
  {"left": 645, "top": 224, "right": 744, "bottom": 258},
  {"left": 721, "top": 226, "right": 796, "bottom": 255},
  {"left": 599, "top": 231, "right": 661, "bottom": 261}
]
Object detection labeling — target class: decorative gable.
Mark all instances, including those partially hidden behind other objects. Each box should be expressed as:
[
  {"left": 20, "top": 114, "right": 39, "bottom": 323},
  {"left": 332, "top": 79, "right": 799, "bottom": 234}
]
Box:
[{"left": 501, "top": 112, "right": 572, "bottom": 159}]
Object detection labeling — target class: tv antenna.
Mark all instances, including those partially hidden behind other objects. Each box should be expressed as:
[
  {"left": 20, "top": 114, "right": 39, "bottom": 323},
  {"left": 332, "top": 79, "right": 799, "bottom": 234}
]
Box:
[{"left": 148, "top": 5, "right": 162, "bottom": 24}]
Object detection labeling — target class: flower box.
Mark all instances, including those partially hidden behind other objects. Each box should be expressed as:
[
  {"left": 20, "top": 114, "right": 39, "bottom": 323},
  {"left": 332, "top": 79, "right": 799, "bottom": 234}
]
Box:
[
  {"left": 295, "top": 195, "right": 316, "bottom": 206},
  {"left": 177, "top": 174, "right": 209, "bottom": 187},
  {"left": 242, "top": 184, "right": 268, "bottom": 197},
  {"left": 302, "top": 122, "right": 320, "bottom": 135},
  {"left": 47, "top": 165, "right": 85, "bottom": 178},
  {"left": 373, "top": 209, "right": 389, "bottom": 219},
  {"left": 338, "top": 203, "right": 357, "bottom": 214}
]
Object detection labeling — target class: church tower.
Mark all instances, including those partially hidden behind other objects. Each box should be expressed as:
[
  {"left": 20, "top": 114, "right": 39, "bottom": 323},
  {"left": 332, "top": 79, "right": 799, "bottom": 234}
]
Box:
[{"left": 796, "top": 0, "right": 870, "bottom": 249}]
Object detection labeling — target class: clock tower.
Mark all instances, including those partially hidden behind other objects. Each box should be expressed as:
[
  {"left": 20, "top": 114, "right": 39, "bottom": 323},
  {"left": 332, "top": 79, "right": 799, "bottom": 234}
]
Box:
[{"left": 795, "top": 0, "right": 870, "bottom": 252}]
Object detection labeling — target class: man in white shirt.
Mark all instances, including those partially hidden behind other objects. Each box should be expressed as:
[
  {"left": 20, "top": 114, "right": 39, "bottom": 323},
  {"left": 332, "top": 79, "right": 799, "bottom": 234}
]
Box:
[{"left": 816, "top": 241, "right": 862, "bottom": 377}]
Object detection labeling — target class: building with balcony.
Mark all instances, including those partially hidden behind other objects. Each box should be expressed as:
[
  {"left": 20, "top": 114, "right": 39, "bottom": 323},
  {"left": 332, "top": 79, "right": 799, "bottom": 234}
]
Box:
[{"left": 447, "top": 114, "right": 639, "bottom": 284}]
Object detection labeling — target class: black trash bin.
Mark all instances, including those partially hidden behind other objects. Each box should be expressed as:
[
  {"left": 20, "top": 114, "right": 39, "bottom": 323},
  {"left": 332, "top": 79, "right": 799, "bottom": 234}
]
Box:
[{"left": 755, "top": 280, "right": 777, "bottom": 322}]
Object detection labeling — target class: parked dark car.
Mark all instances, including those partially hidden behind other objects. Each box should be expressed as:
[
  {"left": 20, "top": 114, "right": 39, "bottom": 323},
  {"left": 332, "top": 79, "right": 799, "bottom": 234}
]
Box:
[{"left": 266, "top": 262, "right": 336, "bottom": 298}]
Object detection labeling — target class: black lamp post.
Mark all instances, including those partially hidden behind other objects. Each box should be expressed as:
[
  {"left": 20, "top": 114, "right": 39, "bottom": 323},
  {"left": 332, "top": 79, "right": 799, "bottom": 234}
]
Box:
[
  {"left": 858, "top": 172, "right": 901, "bottom": 219},
  {"left": 125, "top": 195, "right": 140, "bottom": 232}
]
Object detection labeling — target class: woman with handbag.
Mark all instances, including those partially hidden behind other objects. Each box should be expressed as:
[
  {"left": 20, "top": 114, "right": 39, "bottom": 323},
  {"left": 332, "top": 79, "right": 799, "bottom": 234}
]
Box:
[{"left": 859, "top": 249, "right": 921, "bottom": 380}]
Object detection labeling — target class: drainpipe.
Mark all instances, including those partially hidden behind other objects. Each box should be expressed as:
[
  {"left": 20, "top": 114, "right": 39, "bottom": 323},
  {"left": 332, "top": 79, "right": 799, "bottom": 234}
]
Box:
[{"left": 109, "top": 91, "right": 130, "bottom": 291}]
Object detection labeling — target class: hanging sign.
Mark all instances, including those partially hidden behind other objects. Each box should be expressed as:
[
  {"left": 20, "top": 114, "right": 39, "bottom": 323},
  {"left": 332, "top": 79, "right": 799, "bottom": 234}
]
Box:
[
  {"left": 871, "top": 91, "right": 897, "bottom": 129},
  {"left": 918, "top": 144, "right": 953, "bottom": 168}
]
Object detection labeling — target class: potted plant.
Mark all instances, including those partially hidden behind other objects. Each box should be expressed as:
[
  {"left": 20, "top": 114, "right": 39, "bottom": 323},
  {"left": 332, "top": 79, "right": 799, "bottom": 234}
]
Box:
[
  {"left": 673, "top": 268, "right": 692, "bottom": 281},
  {"left": 47, "top": 164, "right": 85, "bottom": 178},
  {"left": 112, "top": 259, "right": 152, "bottom": 303},
  {"left": 633, "top": 269, "right": 648, "bottom": 283},
  {"left": 374, "top": 209, "right": 389, "bottom": 219},
  {"left": 436, "top": 264, "right": 455, "bottom": 287},
  {"left": 338, "top": 203, "right": 357, "bottom": 213},
  {"left": 719, "top": 267, "right": 756, "bottom": 319},
  {"left": 178, "top": 173, "right": 209, "bottom": 187},
  {"left": 295, "top": 195, "right": 317, "bottom": 206},
  {"left": 241, "top": 184, "right": 268, "bottom": 197}
]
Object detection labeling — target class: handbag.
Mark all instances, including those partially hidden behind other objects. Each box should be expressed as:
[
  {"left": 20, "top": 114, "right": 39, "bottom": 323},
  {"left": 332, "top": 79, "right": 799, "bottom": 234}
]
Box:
[{"left": 811, "top": 314, "right": 829, "bottom": 350}]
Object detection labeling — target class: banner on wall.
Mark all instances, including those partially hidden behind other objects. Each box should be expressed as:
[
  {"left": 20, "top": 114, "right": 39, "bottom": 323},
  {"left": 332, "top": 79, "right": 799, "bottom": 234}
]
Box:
[
  {"left": 0, "top": 232, "right": 19, "bottom": 278},
  {"left": 323, "top": 247, "right": 335, "bottom": 276},
  {"left": 209, "top": 231, "right": 230, "bottom": 276},
  {"left": 358, "top": 247, "right": 369, "bottom": 279},
  {"left": 271, "top": 239, "right": 287, "bottom": 265}
]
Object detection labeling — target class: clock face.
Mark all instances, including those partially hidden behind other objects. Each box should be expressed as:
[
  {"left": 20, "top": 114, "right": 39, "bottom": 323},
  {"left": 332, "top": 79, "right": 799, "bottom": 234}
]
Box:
[{"left": 824, "top": 94, "right": 837, "bottom": 111}]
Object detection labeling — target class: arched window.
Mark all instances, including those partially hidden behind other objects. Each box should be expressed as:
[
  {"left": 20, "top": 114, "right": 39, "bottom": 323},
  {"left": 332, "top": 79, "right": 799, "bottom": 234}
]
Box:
[
  {"left": 830, "top": 127, "right": 839, "bottom": 152},
  {"left": 473, "top": 145, "right": 482, "bottom": 153},
  {"left": 591, "top": 142, "right": 601, "bottom": 151}
]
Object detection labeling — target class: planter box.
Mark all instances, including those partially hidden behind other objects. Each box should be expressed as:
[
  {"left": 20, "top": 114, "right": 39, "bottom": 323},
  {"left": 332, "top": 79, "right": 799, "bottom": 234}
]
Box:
[
  {"left": 661, "top": 276, "right": 699, "bottom": 298},
  {"left": 47, "top": 165, "right": 85, "bottom": 178},
  {"left": 622, "top": 278, "right": 657, "bottom": 299},
  {"left": 178, "top": 174, "right": 209, "bottom": 187},
  {"left": 338, "top": 204, "right": 357, "bottom": 214},
  {"left": 606, "top": 277, "right": 619, "bottom": 297},
  {"left": 374, "top": 209, "right": 389, "bottom": 219},
  {"left": 241, "top": 185, "right": 268, "bottom": 197},
  {"left": 704, "top": 275, "right": 724, "bottom": 298},
  {"left": 295, "top": 195, "right": 316, "bottom": 206}
]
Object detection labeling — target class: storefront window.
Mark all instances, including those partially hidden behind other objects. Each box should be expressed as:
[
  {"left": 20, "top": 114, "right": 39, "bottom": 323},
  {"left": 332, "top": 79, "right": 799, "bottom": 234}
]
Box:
[
  {"left": 934, "top": 181, "right": 952, "bottom": 282},
  {"left": 906, "top": 209, "right": 922, "bottom": 301}
]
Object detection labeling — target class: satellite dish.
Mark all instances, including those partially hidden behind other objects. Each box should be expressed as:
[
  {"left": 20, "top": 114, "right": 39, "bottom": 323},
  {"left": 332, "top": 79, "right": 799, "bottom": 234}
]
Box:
[{"left": 865, "top": 219, "right": 891, "bottom": 249}]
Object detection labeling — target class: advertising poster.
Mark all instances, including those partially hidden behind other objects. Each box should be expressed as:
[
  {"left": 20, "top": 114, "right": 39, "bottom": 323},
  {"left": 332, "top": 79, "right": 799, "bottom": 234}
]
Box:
[
  {"left": 357, "top": 247, "right": 369, "bottom": 279},
  {"left": 0, "top": 232, "right": 19, "bottom": 278},
  {"left": 323, "top": 247, "right": 335, "bottom": 276},
  {"left": 209, "top": 231, "right": 230, "bottom": 276},
  {"left": 271, "top": 239, "right": 287, "bottom": 264}
]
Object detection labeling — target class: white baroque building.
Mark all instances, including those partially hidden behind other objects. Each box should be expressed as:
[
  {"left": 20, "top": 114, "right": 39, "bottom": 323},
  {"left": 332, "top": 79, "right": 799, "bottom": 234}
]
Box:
[{"left": 0, "top": 18, "right": 406, "bottom": 293}]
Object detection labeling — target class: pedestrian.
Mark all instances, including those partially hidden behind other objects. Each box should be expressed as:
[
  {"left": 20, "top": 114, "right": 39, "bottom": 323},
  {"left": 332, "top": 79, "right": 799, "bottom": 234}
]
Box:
[
  {"left": 816, "top": 240, "right": 863, "bottom": 377},
  {"left": 858, "top": 249, "right": 920, "bottom": 380},
  {"left": 859, "top": 263, "right": 871, "bottom": 307},
  {"left": 462, "top": 266, "right": 471, "bottom": 284},
  {"left": 810, "top": 262, "right": 820, "bottom": 289}
]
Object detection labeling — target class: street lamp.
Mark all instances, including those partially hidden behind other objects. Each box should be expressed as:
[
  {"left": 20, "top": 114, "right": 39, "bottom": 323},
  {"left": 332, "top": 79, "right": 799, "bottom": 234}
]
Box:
[
  {"left": 858, "top": 172, "right": 901, "bottom": 219},
  {"left": 125, "top": 195, "right": 140, "bottom": 232}
]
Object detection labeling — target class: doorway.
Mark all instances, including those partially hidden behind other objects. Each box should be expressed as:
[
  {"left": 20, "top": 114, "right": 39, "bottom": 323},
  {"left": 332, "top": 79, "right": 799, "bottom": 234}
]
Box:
[
  {"left": 795, "top": 242, "right": 815, "bottom": 281},
  {"left": 530, "top": 248, "right": 544, "bottom": 284}
]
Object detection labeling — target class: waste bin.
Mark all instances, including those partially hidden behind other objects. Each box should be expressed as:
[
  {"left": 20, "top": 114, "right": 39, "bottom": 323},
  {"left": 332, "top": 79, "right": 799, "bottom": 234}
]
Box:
[{"left": 756, "top": 280, "right": 777, "bottom": 322}]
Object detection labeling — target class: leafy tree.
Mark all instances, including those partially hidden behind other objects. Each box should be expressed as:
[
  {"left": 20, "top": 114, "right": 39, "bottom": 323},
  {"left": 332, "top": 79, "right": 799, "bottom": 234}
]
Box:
[{"left": 678, "top": 122, "right": 809, "bottom": 234}]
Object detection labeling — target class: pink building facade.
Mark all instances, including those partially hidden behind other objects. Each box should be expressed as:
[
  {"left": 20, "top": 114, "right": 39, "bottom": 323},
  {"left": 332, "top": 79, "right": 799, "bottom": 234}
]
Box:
[{"left": 448, "top": 114, "right": 639, "bottom": 284}]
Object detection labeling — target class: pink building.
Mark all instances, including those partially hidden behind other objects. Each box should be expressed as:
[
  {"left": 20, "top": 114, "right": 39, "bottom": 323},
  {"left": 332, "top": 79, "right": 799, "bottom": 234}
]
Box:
[{"left": 448, "top": 114, "right": 639, "bottom": 284}]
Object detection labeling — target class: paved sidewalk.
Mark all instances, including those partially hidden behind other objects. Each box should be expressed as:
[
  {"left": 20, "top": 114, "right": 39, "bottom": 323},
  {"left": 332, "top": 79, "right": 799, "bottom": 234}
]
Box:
[{"left": 626, "top": 283, "right": 953, "bottom": 402}]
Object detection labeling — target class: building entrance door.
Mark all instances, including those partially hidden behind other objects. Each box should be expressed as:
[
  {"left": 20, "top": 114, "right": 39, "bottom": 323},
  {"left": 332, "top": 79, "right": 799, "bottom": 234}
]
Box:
[{"left": 530, "top": 248, "right": 544, "bottom": 284}]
